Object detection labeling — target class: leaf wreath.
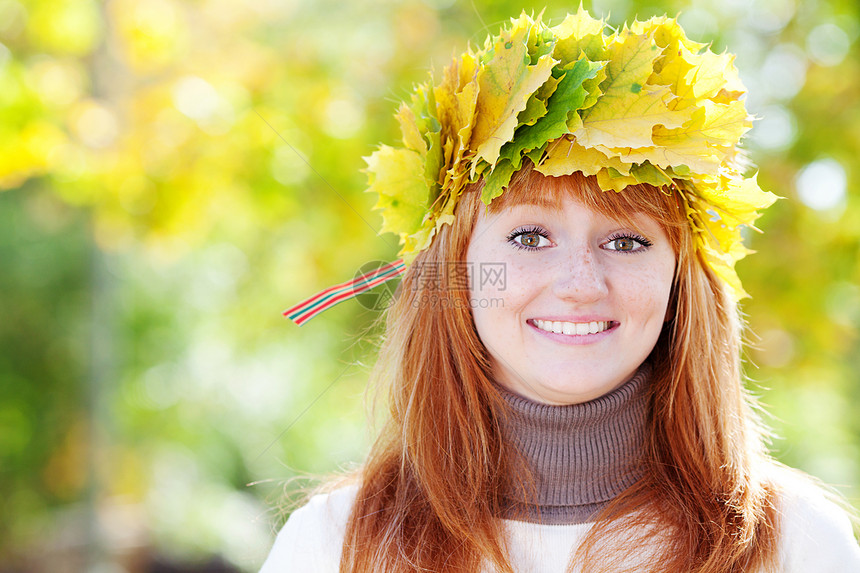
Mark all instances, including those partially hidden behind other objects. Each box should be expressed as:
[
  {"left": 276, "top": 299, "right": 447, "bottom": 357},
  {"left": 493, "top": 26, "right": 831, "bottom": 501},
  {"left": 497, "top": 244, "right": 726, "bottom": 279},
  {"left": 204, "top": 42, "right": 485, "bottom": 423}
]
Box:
[{"left": 364, "top": 9, "right": 777, "bottom": 299}]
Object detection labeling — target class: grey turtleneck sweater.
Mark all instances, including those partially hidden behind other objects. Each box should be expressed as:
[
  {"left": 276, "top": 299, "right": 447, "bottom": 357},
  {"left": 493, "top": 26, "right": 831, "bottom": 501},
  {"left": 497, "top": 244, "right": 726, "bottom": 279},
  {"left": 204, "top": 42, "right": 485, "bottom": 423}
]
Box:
[{"left": 497, "top": 366, "right": 650, "bottom": 525}]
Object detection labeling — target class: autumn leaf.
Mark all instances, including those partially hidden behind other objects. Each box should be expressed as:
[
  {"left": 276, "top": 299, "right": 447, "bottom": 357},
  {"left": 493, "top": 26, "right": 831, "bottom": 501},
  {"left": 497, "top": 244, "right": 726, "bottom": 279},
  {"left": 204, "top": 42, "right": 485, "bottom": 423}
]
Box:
[
  {"left": 482, "top": 159, "right": 518, "bottom": 204},
  {"left": 632, "top": 16, "right": 706, "bottom": 61},
  {"left": 471, "top": 15, "right": 557, "bottom": 169},
  {"left": 405, "top": 183, "right": 462, "bottom": 261},
  {"left": 526, "top": 58, "right": 603, "bottom": 152},
  {"left": 602, "top": 143, "right": 718, "bottom": 175},
  {"left": 517, "top": 94, "right": 549, "bottom": 127},
  {"left": 630, "top": 161, "right": 675, "bottom": 187},
  {"left": 551, "top": 7, "right": 607, "bottom": 63},
  {"left": 598, "top": 98, "right": 749, "bottom": 177},
  {"left": 574, "top": 29, "right": 694, "bottom": 149},
  {"left": 689, "top": 51, "right": 745, "bottom": 101},
  {"left": 504, "top": 57, "right": 604, "bottom": 166},
  {"left": 396, "top": 103, "right": 427, "bottom": 155},
  {"left": 649, "top": 44, "right": 699, "bottom": 109},
  {"left": 365, "top": 145, "right": 431, "bottom": 240},
  {"left": 526, "top": 16, "right": 558, "bottom": 63},
  {"left": 701, "top": 246, "right": 749, "bottom": 299},
  {"left": 515, "top": 73, "right": 561, "bottom": 128},
  {"left": 536, "top": 137, "right": 630, "bottom": 177},
  {"left": 596, "top": 99, "right": 752, "bottom": 175},
  {"left": 654, "top": 46, "right": 745, "bottom": 111},
  {"left": 657, "top": 99, "right": 750, "bottom": 147},
  {"left": 435, "top": 51, "right": 480, "bottom": 196},
  {"left": 579, "top": 64, "right": 607, "bottom": 113},
  {"left": 698, "top": 174, "right": 779, "bottom": 229},
  {"left": 479, "top": 57, "right": 603, "bottom": 202},
  {"left": 596, "top": 167, "right": 640, "bottom": 192}
]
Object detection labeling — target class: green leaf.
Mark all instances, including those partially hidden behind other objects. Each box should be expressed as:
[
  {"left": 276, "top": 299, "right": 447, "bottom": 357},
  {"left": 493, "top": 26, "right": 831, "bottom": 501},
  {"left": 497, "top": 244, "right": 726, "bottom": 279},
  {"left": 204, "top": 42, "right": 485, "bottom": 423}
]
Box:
[
  {"left": 630, "top": 161, "right": 674, "bottom": 187},
  {"left": 517, "top": 94, "right": 549, "bottom": 127},
  {"left": 498, "top": 57, "right": 604, "bottom": 170},
  {"left": 482, "top": 159, "right": 517, "bottom": 204}
]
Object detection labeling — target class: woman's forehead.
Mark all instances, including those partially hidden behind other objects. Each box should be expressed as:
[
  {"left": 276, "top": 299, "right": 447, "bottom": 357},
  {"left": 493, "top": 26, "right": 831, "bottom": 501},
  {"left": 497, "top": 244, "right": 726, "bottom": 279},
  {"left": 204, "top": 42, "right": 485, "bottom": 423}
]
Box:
[
  {"left": 487, "top": 186, "right": 647, "bottom": 228},
  {"left": 482, "top": 198, "right": 653, "bottom": 229},
  {"left": 483, "top": 169, "right": 684, "bottom": 232}
]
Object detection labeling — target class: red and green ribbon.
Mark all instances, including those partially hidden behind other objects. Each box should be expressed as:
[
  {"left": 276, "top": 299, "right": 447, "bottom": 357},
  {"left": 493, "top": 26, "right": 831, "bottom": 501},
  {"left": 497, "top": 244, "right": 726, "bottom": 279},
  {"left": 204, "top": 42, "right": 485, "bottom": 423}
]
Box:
[{"left": 284, "top": 259, "right": 406, "bottom": 326}]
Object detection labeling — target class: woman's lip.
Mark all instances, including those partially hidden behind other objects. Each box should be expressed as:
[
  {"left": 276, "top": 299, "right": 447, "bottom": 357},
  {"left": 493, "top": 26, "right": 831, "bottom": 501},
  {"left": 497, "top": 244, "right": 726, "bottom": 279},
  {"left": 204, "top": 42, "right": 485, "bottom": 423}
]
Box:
[
  {"left": 529, "top": 316, "right": 613, "bottom": 323},
  {"left": 527, "top": 318, "right": 619, "bottom": 342}
]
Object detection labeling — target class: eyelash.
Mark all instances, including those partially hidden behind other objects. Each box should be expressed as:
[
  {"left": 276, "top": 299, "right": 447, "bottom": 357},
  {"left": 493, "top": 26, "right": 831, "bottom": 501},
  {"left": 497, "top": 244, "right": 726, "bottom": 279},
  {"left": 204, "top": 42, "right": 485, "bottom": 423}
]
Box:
[
  {"left": 604, "top": 232, "right": 653, "bottom": 253},
  {"left": 505, "top": 228, "right": 654, "bottom": 252},
  {"left": 506, "top": 226, "right": 550, "bottom": 251}
]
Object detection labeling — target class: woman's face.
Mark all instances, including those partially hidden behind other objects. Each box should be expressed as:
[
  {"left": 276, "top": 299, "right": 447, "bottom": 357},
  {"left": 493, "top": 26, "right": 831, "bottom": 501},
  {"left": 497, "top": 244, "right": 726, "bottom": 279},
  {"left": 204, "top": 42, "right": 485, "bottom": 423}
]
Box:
[{"left": 466, "top": 194, "right": 676, "bottom": 405}]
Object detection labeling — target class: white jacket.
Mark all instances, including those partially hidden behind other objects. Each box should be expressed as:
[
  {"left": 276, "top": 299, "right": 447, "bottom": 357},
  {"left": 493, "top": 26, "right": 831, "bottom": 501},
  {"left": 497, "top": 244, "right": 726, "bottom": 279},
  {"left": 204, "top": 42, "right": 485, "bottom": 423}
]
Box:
[{"left": 259, "top": 479, "right": 860, "bottom": 572}]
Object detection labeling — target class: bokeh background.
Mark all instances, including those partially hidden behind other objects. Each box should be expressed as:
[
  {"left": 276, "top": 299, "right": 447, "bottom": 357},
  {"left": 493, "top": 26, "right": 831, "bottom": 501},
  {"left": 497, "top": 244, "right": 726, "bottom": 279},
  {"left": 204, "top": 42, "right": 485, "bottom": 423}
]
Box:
[{"left": 1, "top": 0, "right": 858, "bottom": 571}]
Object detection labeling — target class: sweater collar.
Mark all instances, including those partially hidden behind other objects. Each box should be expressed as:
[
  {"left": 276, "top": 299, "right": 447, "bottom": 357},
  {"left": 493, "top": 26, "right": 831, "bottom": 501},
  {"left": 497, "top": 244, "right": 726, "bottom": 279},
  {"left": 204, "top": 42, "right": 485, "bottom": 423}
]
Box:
[{"left": 497, "top": 364, "right": 650, "bottom": 525}]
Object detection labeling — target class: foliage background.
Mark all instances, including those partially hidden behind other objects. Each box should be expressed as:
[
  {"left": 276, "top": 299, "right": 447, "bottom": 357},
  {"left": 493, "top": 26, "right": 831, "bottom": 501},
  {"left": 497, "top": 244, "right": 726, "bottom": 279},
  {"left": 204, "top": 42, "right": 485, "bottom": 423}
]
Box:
[{"left": 1, "top": 0, "right": 858, "bottom": 570}]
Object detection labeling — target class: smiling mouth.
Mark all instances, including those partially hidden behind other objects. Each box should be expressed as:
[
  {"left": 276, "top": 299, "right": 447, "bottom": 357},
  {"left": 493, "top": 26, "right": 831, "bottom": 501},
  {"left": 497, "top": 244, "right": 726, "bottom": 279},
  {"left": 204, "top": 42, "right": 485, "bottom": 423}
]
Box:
[{"left": 532, "top": 319, "right": 613, "bottom": 336}]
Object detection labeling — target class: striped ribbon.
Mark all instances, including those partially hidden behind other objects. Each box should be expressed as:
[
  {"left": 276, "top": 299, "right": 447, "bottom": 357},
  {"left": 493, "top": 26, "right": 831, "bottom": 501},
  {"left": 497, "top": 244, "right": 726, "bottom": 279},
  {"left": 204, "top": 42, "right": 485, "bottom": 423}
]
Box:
[{"left": 284, "top": 259, "right": 406, "bottom": 326}]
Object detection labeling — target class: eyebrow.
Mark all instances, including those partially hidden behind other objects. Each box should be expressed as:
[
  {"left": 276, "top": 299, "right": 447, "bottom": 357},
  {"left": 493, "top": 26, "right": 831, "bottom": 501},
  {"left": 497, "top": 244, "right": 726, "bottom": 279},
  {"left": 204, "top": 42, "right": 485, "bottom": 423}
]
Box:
[
  {"left": 490, "top": 198, "right": 565, "bottom": 213},
  {"left": 491, "top": 201, "right": 653, "bottom": 228}
]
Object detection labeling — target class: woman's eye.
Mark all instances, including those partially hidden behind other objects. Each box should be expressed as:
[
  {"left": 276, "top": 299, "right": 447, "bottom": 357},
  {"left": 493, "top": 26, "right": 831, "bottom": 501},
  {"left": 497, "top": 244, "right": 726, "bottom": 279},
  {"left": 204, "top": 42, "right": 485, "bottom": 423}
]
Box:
[
  {"left": 507, "top": 227, "right": 551, "bottom": 250},
  {"left": 518, "top": 232, "right": 543, "bottom": 247},
  {"left": 604, "top": 234, "right": 652, "bottom": 252}
]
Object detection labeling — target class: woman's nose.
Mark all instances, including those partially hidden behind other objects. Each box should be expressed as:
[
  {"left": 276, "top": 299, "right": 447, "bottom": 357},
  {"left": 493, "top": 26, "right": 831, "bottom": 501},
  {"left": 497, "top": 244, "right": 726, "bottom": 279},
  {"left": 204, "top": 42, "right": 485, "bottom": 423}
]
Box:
[{"left": 551, "top": 245, "right": 609, "bottom": 302}]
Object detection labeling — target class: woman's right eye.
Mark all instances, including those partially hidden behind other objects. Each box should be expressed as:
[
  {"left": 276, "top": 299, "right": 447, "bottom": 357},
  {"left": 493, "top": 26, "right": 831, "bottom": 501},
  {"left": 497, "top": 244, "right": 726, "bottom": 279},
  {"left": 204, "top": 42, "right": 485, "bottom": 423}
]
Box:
[{"left": 507, "top": 226, "right": 551, "bottom": 250}]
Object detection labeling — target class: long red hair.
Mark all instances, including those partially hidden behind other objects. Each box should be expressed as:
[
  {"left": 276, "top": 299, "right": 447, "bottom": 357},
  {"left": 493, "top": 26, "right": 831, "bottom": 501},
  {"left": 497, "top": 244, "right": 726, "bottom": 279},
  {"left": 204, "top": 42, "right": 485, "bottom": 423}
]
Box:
[{"left": 339, "top": 165, "right": 780, "bottom": 572}]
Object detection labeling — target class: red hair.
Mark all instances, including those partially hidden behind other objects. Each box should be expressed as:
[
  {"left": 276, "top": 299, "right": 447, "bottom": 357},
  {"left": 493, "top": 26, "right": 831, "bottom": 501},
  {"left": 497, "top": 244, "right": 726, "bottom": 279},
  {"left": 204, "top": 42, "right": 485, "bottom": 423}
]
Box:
[{"left": 339, "top": 165, "right": 780, "bottom": 572}]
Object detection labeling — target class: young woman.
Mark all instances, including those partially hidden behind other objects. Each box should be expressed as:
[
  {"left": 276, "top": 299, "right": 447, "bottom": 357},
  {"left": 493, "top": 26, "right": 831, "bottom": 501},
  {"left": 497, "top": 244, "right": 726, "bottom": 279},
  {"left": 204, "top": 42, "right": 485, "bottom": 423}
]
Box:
[{"left": 263, "top": 11, "right": 860, "bottom": 573}]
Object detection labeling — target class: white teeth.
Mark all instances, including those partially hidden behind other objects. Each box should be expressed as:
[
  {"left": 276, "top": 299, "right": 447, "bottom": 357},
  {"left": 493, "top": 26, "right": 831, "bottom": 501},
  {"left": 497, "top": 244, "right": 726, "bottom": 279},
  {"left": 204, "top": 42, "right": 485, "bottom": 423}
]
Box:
[{"left": 534, "top": 319, "right": 611, "bottom": 336}]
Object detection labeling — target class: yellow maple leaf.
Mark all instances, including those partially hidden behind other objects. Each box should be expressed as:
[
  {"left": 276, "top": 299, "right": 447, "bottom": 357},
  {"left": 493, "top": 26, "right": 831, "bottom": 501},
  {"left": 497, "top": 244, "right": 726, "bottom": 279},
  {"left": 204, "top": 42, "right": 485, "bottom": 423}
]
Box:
[
  {"left": 596, "top": 167, "right": 640, "bottom": 192},
  {"left": 704, "top": 247, "right": 749, "bottom": 299},
  {"left": 403, "top": 222, "right": 436, "bottom": 263},
  {"left": 606, "top": 143, "right": 720, "bottom": 176},
  {"left": 396, "top": 103, "right": 427, "bottom": 155},
  {"left": 681, "top": 195, "right": 750, "bottom": 299},
  {"left": 435, "top": 53, "right": 479, "bottom": 151},
  {"left": 403, "top": 181, "right": 461, "bottom": 263},
  {"left": 650, "top": 43, "right": 699, "bottom": 108},
  {"left": 655, "top": 99, "right": 751, "bottom": 147},
  {"left": 599, "top": 99, "right": 748, "bottom": 176},
  {"left": 365, "top": 146, "right": 431, "bottom": 240},
  {"left": 518, "top": 92, "right": 549, "bottom": 126},
  {"left": 537, "top": 137, "right": 630, "bottom": 177},
  {"left": 471, "top": 15, "right": 557, "bottom": 169},
  {"left": 698, "top": 174, "right": 779, "bottom": 228},
  {"left": 631, "top": 16, "right": 707, "bottom": 56},
  {"left": 574, "top": 29, "right": 694, "bottom": 149},
  {"left": 689, "top": 51, "right": 745, "bottom": 101},
  {"left": 435, "top": 52, "right": 480, "bottom": 195},
  {"left": 551, "top": 6, "right": 607, "bottom": 63}
]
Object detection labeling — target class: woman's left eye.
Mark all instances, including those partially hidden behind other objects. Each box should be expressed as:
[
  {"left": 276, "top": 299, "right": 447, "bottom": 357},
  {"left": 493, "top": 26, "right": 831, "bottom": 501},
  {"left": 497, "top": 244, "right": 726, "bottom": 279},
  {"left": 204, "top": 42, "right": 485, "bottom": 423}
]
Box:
[
  {"left": 507, "top": 226, "right": 551, "bottom": 250},
  {"left": 603, "top": 234, "right": 653, "bottom": 253}
]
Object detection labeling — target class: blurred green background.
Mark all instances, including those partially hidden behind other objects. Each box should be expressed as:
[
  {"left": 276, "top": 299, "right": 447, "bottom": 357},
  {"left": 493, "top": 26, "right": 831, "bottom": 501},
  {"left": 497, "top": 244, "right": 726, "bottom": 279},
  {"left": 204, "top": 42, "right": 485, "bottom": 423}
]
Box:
[{"left": 1, "top": 0, "right": 858, "bottom": 571}]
